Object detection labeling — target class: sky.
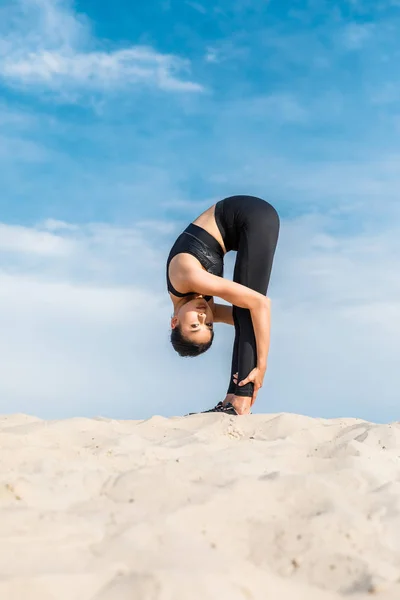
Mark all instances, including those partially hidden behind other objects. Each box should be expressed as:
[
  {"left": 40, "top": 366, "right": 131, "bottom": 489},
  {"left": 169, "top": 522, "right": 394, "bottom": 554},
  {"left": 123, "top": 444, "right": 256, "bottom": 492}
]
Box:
[{"left": 0, "top": 0, "right": 399, "bottom": 422}]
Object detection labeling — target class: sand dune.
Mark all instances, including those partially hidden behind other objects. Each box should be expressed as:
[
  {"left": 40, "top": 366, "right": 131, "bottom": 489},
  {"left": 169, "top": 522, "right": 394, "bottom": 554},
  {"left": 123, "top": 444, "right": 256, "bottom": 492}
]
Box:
[{"left": 0, "top": 411, "right": 399, "bottom": 599}]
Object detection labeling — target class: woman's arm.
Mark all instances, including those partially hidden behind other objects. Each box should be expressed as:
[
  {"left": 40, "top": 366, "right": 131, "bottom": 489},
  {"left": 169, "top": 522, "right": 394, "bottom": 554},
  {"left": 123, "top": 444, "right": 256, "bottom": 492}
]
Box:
[
  {"left": 186, "top": 269, "right": 270, "bottom": 367},
  {"left": 249, "top": 297, "right": 271, "bottom": 369},
  {"left": 213, "top": 303, "right": 234, "bottom": 325},
  {"left": 186, "top": 269, "right": 265, "bottom": 310}
]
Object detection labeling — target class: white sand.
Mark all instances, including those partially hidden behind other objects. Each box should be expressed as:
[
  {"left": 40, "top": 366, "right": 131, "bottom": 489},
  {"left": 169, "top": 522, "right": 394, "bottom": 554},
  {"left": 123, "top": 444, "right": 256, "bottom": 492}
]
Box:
[{"left": 0, "top": 412, "right": 400, "bottom": 600}]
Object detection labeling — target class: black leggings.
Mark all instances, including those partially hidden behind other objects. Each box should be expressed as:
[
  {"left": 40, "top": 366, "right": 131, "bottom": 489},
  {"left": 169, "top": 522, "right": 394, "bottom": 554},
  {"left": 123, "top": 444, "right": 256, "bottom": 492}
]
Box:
[{"left": 215, "top": 196, "right": 280, "bottom": 398}]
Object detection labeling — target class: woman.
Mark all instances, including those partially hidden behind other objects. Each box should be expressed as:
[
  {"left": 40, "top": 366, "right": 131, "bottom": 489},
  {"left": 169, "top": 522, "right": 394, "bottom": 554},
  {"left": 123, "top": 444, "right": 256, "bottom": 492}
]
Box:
[{"left": 167, "top": 195, "right": 280, "bottom": 415}]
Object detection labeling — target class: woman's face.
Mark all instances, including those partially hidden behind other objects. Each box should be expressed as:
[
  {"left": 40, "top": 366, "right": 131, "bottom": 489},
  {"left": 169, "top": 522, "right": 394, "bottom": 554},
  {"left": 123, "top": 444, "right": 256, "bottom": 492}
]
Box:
[{"left": 171, "top": 297, "right": 214, "bottom": 344}]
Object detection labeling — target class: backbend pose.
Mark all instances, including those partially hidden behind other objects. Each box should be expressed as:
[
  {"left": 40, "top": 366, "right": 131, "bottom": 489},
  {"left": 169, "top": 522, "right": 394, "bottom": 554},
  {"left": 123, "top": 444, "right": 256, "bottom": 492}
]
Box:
[{"left": 167, "top": 195, "right": 280, "bottom": 415}]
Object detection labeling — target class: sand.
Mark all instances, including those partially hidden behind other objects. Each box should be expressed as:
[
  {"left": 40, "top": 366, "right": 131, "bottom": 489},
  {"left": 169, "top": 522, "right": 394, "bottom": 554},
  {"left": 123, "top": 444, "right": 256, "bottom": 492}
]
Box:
[{"left": 0, "top": 411, "right": 400, "bottom": 600}]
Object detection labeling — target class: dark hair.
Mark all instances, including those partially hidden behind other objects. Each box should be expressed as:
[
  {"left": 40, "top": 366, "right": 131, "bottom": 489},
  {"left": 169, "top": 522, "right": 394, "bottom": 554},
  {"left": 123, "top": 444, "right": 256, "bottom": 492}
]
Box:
[{"left": 170, "top": 325, "right": 214, "bottom": 357}]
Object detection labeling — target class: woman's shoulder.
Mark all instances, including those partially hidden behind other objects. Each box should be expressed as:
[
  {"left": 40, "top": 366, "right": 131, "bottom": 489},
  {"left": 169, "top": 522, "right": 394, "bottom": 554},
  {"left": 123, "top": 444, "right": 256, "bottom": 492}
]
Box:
[
  {"left": 168, "top": 251, "right": 203, "bottom": 272},
  {"left": 168, "top": 252, "right": 205, "bottom": 293}
]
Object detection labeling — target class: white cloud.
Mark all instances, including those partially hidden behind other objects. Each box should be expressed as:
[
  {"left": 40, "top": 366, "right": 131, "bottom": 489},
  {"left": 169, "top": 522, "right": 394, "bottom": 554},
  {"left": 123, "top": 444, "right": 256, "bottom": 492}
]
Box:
[
  {"left": 0, "top": 271, "right": 159, "bottom": 415},
  {"left": 0, "top": 223, "right": 74, "bottom": 256},
  {"left": 2, "top": 48, "right": 203, "bottom": 93},
  {"left": 0, "top": 0, "right": 203, "bottom": 98},
  {"left": 0, "top": 219, "right": 190, "bottom": 419},
  {"left": 42, "top": 219, "right": 79, "bottom": 232},
  {"left": 0, "top": 220, "right": 174, "bottom": 287},
  {"left": 266, "top": 213, "right": 400, "bottom": 423},
  {"left": 0, "top": 0, "right": 86, "bottom": 56}
]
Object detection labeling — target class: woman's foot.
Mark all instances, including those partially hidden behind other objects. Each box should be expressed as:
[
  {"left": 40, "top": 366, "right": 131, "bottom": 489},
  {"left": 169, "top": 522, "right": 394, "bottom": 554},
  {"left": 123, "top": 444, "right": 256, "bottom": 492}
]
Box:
[
  {"left": 230, "top": 395, "right": 252, "bottom": 415},
  {"left": 222, "top": 394, "right": 235, "bottom": 407},
  {"left": 199, "top": 394, "right": 252, "bottom": 416},
  {"left": 202, "top": 402, "right": 238, "bottom": 415}
]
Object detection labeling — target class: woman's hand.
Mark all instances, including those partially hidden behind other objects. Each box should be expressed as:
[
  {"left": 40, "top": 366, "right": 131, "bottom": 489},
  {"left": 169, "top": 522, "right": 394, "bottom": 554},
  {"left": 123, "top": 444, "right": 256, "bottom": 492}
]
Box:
[{"left": 233, "top": 365, "right": 267, "bottom": 405}]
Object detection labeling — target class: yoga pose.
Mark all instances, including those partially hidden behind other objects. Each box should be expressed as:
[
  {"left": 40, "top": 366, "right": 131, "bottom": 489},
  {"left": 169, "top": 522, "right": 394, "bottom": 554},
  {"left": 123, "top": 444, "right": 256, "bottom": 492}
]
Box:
[{"left": 167, "top": 195, "right": 280, "bottom": 415}]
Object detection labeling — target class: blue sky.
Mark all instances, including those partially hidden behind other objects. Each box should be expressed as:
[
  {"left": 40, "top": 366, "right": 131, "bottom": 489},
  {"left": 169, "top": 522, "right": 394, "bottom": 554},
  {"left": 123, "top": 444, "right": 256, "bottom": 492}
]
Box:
[{"left": 0, "top": 0, "right": 399, "bottom": 422}]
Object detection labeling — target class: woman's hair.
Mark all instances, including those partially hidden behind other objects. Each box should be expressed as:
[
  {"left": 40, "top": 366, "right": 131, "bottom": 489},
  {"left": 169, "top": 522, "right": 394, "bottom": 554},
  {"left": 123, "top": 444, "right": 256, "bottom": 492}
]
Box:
[{"left": 170, "top": 325, "right": 214, "bottom": 357}]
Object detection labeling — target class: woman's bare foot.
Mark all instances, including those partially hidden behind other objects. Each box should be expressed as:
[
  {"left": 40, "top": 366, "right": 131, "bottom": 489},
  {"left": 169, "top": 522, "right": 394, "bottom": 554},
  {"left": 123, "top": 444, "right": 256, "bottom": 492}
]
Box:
[{"left": 230, "top": 395, "right": 252, "bottom": 415}]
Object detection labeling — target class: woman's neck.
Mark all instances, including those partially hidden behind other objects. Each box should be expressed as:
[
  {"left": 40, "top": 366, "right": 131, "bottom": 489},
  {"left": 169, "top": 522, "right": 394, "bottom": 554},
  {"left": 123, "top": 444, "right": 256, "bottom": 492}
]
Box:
[{"left": 170, "top": 293, "right": 205, "bottom": 315}]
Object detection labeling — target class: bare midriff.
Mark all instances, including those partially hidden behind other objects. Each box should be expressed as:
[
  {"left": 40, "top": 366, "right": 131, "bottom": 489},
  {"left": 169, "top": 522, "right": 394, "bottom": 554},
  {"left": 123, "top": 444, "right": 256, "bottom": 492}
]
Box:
[{"left": 192, "top": 204, "right": 227, "bottom": 254}]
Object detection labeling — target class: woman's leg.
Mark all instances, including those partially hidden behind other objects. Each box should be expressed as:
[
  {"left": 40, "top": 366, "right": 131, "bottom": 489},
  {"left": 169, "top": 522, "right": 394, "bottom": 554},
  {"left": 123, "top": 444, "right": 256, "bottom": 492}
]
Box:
[
  {"left": 226, "top": 306, "right": 240, "bottom": 396},
  {"left": 228, "top": 198, "right": 280, "bottom": 401}
]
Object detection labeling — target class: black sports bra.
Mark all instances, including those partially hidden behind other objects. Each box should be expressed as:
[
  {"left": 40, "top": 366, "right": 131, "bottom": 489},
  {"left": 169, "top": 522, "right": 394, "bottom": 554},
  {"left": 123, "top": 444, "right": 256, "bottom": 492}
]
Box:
[{"left": 166, "top": 223, "right": 224, "bottom": 301}]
